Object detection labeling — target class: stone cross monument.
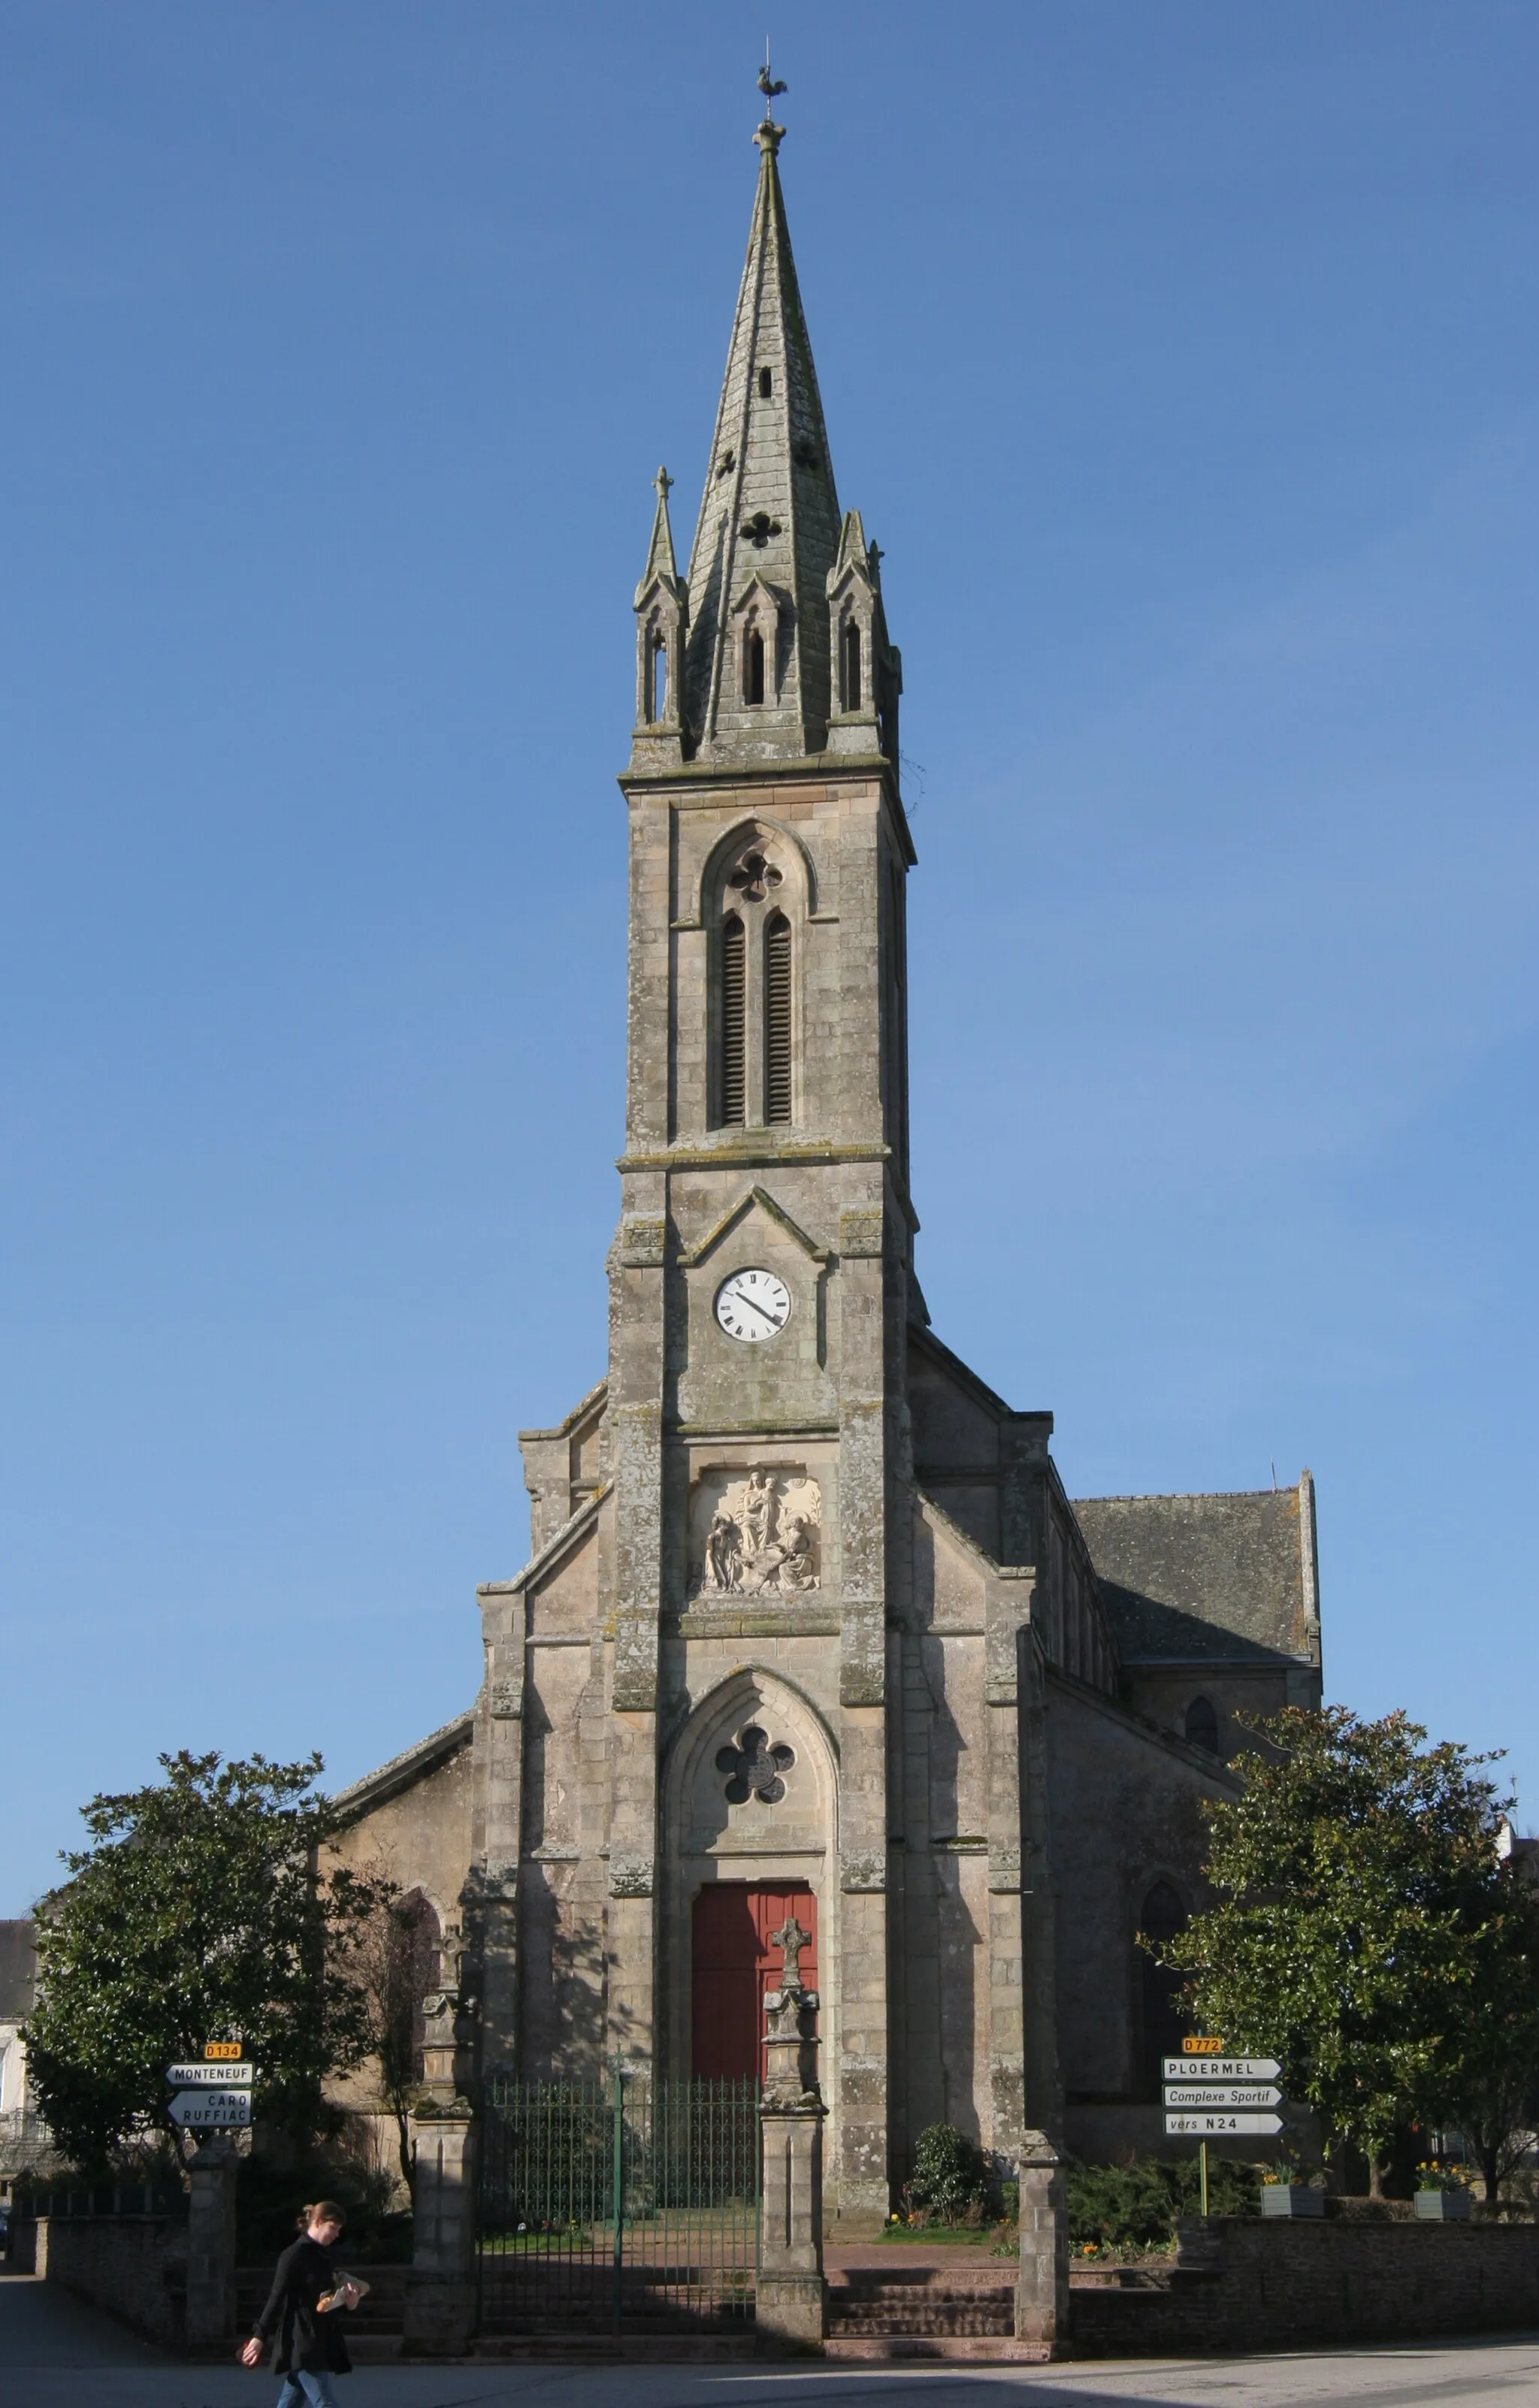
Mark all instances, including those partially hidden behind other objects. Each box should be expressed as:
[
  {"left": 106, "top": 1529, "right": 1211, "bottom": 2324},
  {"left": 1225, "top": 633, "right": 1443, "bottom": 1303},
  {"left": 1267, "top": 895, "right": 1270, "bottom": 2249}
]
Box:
[{"left": 756, "top": 1918, "right": 828, "bottom": 2346}]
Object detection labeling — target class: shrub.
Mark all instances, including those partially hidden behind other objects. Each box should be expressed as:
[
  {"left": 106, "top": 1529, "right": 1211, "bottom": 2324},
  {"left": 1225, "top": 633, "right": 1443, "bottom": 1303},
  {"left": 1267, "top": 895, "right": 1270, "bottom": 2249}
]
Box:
[
  {"left": 237, "top": 2152, "right": 412, "bottom": 2264},
  {"left": 907, "top": 2124, "right": 988, "bottom": 2225},
  {"left": 1066, "top": 2156, "right": 1261, "bottom": 2249}
]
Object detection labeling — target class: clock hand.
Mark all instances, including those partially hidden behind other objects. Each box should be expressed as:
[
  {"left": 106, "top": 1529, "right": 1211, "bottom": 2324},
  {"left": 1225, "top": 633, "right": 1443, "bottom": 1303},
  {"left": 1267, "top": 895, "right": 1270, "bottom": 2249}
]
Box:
[{"left": 733, "top": 1289, "right": 781, "bottom": 1327}]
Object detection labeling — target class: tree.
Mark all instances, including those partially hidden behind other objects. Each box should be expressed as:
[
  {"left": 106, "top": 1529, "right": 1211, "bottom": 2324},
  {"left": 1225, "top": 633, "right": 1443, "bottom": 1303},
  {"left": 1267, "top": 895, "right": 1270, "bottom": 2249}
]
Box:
[
  {"left": 24, "top": 1751, "right": 389, "bottom": 2170},
  {"left": 1425, "top": 1865, "right": 1539, "bottom": 2201},
  {"left": 1160, "top": 1708, "right": 1539, "bottom": 2196}
]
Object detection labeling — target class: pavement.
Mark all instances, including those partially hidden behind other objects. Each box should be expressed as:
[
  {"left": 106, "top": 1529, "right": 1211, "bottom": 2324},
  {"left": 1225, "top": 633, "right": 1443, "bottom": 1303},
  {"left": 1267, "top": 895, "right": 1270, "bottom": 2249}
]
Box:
[{"left": 5, "top": 2273, "right": 1539, "bottom": 2408}]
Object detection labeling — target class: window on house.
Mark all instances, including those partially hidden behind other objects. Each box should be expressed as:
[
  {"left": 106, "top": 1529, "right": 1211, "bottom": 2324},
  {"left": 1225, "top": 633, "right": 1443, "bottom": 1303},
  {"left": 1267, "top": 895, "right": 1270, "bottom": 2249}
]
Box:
[
  {"left": 765, "top": 912, "right": 792, "bottom": 1124},
  {"left": 1138, "top": 1880, "right": 1190, "bottom": 2095},
  {"left": 719, "top": 915, "right": 746, "bottom": 1126},
  {"left": 649, "top": 637, "right": 667, "bottom": 722},
  {"left": 841, "top": 619, "right": 862, "bottom": 712},
  {"left": 758, "top": 367, "right": 773, "bottom": 398},
  {"left": 1184, "top": 1696, "right": 1220, "bottom": 1755},
  {"left": 742, "top": 626, "right": 765, "bottom": 707}
]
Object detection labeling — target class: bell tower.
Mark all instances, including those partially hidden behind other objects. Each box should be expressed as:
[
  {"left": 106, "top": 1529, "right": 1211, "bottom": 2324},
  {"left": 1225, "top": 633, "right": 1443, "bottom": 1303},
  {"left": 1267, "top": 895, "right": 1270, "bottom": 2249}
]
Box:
[{"left": 606, "top": 96, "right": 912, "bottom": 2215}]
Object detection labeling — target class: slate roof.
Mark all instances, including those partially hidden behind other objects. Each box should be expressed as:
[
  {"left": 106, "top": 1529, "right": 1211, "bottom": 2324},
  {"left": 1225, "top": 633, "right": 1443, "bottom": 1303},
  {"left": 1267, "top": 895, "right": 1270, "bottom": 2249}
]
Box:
[
  {"left": 0, "top": 1920, "right": 37, "bottom": 2021},
  {"left": 1072, "top": 1482, "right": 1319, "bottom": 1665},
  {"left": 331, "top": 1710, "right": 476, "bottom": 1816}
]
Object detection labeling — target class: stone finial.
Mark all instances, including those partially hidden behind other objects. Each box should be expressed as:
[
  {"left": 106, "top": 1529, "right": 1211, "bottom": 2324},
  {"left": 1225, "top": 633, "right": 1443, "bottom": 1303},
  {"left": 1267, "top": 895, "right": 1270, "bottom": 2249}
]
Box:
[{"left": 633, "top": 467, "right": 682, "bottom": 608}]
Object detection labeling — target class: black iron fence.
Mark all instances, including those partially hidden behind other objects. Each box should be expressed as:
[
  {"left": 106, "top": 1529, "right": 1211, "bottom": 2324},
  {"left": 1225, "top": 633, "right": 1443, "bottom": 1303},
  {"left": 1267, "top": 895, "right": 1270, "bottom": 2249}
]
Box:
[{"left": 478, "top": 2075, "right": 758, "bottom": 2337}]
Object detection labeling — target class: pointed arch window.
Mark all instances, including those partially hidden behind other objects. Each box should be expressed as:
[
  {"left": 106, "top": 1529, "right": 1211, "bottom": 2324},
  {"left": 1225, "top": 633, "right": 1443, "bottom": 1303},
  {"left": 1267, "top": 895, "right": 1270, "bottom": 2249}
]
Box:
[
  {"left": 718, "top": 915, "right": 746, "bottom": 1127},
  {"left": 765, "top": 912, "right": 792, "bottom": 1124},
  {"left": 1184, "top": 1696, "right": 1219, "bottom": 1755},
  {"left": 840, "top": 619, "right": 862, "bottom": 712},
  {"left": 742, "top": 625, "right": 766, "bottom": 708},
  {"left": 648, "top": 636, "right": 668, "bottom": 723}
]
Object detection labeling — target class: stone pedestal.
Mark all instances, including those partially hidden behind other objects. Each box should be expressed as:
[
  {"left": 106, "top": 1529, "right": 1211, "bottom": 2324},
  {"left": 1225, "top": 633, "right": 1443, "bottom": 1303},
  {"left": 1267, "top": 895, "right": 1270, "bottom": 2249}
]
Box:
[
  {"left": 185, "top": 2137, "right": 238, "bottom": 2346},
  {"left": 404, "top": 2097, "right": 476, "bottom": 2357},
  {"left": 1014, "top": 2129, "right": 1069, "bottom": 2353},
  {"left": 757, "top": 1933, "right": 827, "bottom": 2353}
]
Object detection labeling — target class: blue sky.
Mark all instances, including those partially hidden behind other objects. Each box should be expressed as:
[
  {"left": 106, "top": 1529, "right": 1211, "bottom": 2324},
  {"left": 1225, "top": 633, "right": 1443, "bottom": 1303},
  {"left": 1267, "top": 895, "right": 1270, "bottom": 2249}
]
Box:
[{"left": 4, "top": 3, "right": 1535, "bottom": 1913}]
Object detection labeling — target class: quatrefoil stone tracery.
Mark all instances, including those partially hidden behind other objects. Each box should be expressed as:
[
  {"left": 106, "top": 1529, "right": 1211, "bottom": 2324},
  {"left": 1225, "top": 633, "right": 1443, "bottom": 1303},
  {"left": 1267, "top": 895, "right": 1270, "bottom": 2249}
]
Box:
[
  {"left": 716, "top": 1726, "right": 796, "bottom": 1806},
  {"left": 727, "top": 849, "right": 783, "bottom": 905}
]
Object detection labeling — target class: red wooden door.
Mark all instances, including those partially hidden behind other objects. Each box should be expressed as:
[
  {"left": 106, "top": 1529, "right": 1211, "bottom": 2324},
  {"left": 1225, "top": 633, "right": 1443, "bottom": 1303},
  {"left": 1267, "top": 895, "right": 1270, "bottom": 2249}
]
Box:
[{"left": 691, "top": 1883, "right": 818, "bottom": 2082}]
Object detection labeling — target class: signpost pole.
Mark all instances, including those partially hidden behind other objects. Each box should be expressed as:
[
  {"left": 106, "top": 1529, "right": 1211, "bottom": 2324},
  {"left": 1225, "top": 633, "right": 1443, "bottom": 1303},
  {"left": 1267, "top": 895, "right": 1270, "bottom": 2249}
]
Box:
[{"left": 1199, "top": 2140, "right": 1208, "bottom": 2219}]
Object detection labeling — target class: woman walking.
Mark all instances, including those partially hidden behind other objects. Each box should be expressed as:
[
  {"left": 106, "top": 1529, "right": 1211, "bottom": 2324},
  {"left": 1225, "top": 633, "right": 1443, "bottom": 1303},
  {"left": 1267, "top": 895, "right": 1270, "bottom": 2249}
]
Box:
[{"left": 241, "top": 2198, "right": 361, "bottom": 2406}]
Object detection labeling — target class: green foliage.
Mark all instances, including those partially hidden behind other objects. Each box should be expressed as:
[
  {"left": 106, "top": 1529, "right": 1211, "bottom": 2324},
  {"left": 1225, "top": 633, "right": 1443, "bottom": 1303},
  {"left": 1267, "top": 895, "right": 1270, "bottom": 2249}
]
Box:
[
  {"left": 906, "top": 2123, "right": 988, "bottom": 2224},
  {"left": 1066, "top": 2157, "right": 1261, "bottom": 2249},
  {"left": 236, "top": 2151, "right": 413, "bottom": 2263},
  {"left": 1159, "top": 1708, "right": 1539, "bottom": 2191},
  {"left": 23, "top": 1750, "right": 392, "bottom": 2171}
]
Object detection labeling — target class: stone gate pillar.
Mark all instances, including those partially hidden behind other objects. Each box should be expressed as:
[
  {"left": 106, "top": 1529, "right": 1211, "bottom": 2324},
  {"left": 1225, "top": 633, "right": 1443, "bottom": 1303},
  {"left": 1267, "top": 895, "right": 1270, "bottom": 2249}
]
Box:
[
  {"left": 1014, "top": 2128, "right": 1069, "bottom": 2352},
  {"left": 185, "top": 2135, "right": 238, "bottom": 2345},
  {"left": 756, "top": 1916, "right": 827, "bottom": 2352},
  {"left": 404, "top": 1978, "right": 477, "bottom": 2356}
]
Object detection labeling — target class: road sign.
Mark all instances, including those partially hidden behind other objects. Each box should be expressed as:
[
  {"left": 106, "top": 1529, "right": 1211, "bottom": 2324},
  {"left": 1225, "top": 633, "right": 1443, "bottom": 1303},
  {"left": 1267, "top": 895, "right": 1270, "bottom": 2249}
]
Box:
[
  {"left": 1166, "top": 2112, "right": 1282, "bottom": 2137},
  {"left": 204, "top": 2041, "right": 243, "bottom": 2060},
  {"left": 166, "top": 2062, "right": 255, "bottom": 2089},
  {"left": 1164, "top": 2085, "right": 1281, "bottom": 2111},
  {"left": 168, "top": 2089, "right": 252, "bottom": 2130},
  {"left": 1163, "top": 2057, "right": 1280, "bottom": 2082}
]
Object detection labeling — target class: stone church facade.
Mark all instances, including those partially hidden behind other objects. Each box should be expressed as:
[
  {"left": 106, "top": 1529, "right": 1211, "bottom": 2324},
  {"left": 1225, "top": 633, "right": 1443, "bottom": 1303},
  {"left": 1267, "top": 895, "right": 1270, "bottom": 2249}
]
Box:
[{"left": 334, "top": 113, "right": 1323, "bottom": 2217}]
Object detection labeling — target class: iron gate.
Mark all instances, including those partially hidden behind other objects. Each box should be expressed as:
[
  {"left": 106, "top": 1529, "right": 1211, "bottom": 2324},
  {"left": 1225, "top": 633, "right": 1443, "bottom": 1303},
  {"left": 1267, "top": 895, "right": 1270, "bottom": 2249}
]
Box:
[{"left": 478, "top": 2075, "right": 759, "bottom": 2337}]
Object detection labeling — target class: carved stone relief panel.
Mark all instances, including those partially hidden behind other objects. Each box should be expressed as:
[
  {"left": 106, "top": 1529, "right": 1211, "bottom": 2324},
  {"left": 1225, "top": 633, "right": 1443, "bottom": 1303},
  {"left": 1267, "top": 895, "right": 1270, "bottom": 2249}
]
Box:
[{"left": 688, "top": 1467, "right": 823, "bottom": 1598}]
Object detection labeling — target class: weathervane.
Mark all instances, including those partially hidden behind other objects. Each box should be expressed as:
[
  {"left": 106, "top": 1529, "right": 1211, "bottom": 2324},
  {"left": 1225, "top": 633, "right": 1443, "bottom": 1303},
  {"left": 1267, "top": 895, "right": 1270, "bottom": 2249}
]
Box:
[{"left": 756, "top": 42, "right": 787, "bottom": 150}]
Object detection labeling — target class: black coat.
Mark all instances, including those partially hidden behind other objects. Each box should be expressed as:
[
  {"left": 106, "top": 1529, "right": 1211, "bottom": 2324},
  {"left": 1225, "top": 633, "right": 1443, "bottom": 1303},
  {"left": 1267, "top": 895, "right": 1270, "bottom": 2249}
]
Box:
[{"left": 252, "top": 2235, "right": 352, "bottom": 2376}]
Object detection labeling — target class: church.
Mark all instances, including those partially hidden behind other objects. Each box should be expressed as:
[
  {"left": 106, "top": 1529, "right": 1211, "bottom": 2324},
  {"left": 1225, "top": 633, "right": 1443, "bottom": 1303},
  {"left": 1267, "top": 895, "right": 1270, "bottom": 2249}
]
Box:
[{"left": 334, "top": 104, "right": 1323, "bottom": 2219}]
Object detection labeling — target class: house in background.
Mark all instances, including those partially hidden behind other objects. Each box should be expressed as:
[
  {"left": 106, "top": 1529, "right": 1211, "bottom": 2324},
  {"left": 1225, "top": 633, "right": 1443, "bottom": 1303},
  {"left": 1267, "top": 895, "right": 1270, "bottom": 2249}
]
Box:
[{"left": 0, "top": 1921, "right": 53, "bottom": 2201}]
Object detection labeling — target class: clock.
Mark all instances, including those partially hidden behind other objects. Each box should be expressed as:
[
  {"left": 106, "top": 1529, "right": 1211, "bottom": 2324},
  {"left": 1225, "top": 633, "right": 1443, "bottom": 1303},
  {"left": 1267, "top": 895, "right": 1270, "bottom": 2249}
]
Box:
[{"left": 715, "top": 1267, "right": 792, "bottom": 1343}]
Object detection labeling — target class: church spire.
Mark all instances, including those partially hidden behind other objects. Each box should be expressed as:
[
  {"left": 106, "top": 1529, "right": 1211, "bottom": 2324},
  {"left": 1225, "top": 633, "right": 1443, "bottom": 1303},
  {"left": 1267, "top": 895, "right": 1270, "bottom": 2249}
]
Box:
[{"left": 680, "top": 95, "right": 845, "bottom": 764}]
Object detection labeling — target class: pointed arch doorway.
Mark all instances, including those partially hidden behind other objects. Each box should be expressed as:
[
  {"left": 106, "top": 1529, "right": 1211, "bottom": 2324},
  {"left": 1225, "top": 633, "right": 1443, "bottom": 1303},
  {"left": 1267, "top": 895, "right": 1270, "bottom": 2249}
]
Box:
[{"left": 691, "top": 1882, "right": 818, "bottom": 2082}]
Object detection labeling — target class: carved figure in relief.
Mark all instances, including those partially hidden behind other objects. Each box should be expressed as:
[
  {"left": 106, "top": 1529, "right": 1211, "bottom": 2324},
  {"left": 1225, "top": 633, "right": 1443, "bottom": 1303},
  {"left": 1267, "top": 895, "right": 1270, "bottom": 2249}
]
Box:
[
  {"left": 691, "top": 1468, "right": 821, "bottom": 1597},
  {"left": 776, "top": 1511, "right": 817, "bottom": 1593},
  {"left": 742, "top": 1468, "right": 777, "bottom": 1556},
  {"left": 703, "top": 1509, "right": 742, "bottom": 1595}
]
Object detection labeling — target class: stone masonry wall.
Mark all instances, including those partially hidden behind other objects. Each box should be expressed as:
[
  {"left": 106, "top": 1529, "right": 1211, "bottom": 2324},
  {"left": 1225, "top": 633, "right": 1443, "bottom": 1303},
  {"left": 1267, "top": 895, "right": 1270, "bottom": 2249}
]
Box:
[
  {"left": 1070, "top": 2217, "right": 1539, "bottom": 2356},
  {"left": 14, "top": 2214, "right": 189, "bottom": 2347}
]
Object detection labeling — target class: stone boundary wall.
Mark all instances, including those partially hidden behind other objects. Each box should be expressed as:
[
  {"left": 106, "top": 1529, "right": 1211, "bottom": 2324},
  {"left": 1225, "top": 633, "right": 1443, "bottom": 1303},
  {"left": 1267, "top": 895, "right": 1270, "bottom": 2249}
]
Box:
[
  {"left": 1070, "top": 2217, "right": 1539, "bottom": 2357},
  {"left": 12, "top": 2214, "right": 189, "bottom": 2349}
]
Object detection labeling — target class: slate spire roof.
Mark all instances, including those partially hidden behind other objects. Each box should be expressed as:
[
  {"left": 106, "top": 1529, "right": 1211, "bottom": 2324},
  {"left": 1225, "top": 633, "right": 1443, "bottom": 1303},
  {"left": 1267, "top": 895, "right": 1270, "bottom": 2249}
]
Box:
[{"left": 681, "top": 114, "right": 845, "bottom": 764}]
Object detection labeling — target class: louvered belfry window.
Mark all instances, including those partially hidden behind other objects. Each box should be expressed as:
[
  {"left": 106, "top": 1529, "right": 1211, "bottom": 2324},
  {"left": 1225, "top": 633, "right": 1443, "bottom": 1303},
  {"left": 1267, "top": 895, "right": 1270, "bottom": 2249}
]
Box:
[
  {"left": 765, "top": 912, "right": 792, "bottom": 1124},
  {"left": 720, "top": 915, "right": 746, "bottom": 1126}
]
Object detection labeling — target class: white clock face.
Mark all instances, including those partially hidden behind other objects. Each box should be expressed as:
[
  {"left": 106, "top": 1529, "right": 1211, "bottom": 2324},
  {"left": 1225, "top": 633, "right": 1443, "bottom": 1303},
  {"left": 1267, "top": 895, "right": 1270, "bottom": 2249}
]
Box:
[{"left": 715, "top": 1267, "right": 792, "bottom": 1344}]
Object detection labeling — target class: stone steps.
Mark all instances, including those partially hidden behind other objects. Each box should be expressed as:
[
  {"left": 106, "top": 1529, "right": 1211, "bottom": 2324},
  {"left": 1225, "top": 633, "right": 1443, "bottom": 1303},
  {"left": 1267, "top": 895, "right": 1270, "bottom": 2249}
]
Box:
[
  {"left": 825, "top": 2337, "right": 1048, "bottom": 2362},
  {"left": 826, "top": 2268, "right": 1017, "bottom": 2343}
]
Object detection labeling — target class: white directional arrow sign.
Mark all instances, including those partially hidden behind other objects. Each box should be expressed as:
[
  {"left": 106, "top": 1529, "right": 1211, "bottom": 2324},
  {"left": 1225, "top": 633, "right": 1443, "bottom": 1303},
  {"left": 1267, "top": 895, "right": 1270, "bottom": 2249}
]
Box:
[
  {"left": 1164, "top": 2085, "right": 1282, "bottom": 2111},
  {"left": 166, "top": 2062, "right": 255, "bottom": 2089},
  {"left": 1163, "top": 2057, "right": 1279, "bottom": 2082},
  {"left": 168, "top": 2090, "right": 252, "bottom": 2129},
  {"left": 1166, "top": 2112, "right": 1283, "bottom": 2137}
]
